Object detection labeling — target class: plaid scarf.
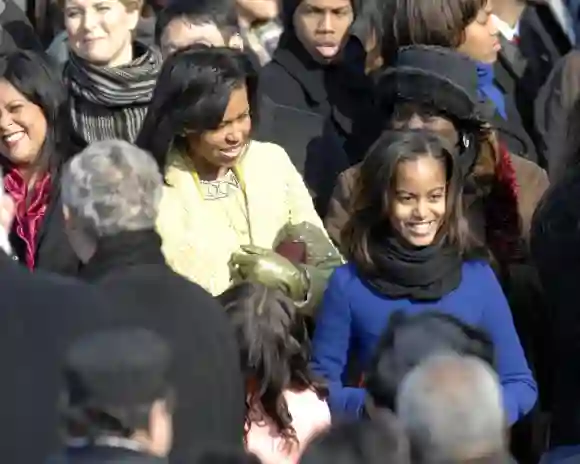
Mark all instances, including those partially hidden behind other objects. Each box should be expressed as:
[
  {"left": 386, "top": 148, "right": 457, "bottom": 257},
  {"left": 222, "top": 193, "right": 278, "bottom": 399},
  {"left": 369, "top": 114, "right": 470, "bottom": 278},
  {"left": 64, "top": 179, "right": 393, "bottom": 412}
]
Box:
[
  {"left": 64, "top": 42, "right": 161, "bottom": 144},
  {"left": 4, "top": 169, "right": 52, "bottom": 269},
  {"left": 241, "top": 20, "right": 283, "bottom": 66}
]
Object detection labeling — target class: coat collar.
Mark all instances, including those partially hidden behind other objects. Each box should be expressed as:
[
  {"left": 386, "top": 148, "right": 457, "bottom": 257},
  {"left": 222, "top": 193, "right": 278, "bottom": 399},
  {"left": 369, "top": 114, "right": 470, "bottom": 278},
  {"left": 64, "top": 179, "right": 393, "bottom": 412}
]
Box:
[
  {"left": 271, "top": 34, "right": 329, "bottom": 106},
  {"left": 80, "top": 229, "right": 166, "bottom": 282},
  {"left": 497, "top": 35, "right": 528, "bottom": 83}
]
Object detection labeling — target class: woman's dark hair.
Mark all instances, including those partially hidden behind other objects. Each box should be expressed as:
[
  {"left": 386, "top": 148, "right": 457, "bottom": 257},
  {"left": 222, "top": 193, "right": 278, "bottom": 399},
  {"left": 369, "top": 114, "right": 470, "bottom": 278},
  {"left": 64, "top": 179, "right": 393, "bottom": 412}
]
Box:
[
  {"left": 136, "top": 45, "right": 258, "bottom": 173},
  {"left": 299, "top": 419, "right": 410, "bottom": 464},
  {"left": 342, "top": 129, "right": 475, "bottom": 273},
  {"left": 218, "top": 282, "right": 328, "bottom": 448},
  {"left": 0, "top": 50, "right": 70, "bottom": 176},
  {"left": 351, "top": 0, "right": 385, "bottom": 50},
  {"left": 365, "top": 310, "right": 495, "bottom": 410},
  {"left": 381, "top": 0, "right": 487, "bottom": 65}
]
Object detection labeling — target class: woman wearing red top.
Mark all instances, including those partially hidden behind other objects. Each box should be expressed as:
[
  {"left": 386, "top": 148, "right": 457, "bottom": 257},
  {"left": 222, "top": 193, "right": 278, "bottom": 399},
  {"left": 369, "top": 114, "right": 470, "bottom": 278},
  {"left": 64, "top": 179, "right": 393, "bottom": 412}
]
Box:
[{"left": 0, "top": 51, "right": 79, "bottom": 274}]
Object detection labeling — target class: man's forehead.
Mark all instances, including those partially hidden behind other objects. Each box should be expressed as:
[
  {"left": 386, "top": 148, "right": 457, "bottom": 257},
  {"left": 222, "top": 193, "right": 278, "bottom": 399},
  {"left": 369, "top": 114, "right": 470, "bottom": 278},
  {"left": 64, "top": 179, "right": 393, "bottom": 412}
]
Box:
[{"left": 162, "top": 18, "right": 227, "bottom": 47}]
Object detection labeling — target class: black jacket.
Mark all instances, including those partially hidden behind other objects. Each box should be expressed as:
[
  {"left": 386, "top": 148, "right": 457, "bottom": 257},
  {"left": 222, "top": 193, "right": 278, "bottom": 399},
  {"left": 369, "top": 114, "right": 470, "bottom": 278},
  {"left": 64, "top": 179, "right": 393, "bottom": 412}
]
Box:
[
  {"left": 494, "top": 38, "right": 537, "bottom": 161},
  {"left": 49, "top": 446, "right": 167, "bottom": 464},
  {"left": 258, "top": 34, "right": 374, "bottom": 215},
  {"left": 0, "top": 252, "right": 117, "bottom": 462},
  {"left": 530, "top": 166, "right": 580, "bottom": 447},
  {"left": 79, "top": 230, "right": 246, "bottom": 462},
  {"left": 8, "top": 182, "right": 80, "bottom": 276},
  {"left": 494, "top": 2, "right": 571, "bottom": 167},
  {"left": 0, "top": 0, "right": 43, "bottom": 54}
]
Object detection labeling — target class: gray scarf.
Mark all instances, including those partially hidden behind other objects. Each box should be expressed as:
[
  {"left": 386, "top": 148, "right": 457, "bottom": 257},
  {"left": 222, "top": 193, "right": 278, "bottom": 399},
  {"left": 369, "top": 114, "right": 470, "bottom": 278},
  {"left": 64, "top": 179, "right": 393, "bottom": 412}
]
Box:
[{"left": 65, "top": 42, "right": 161, "bottom": 144}]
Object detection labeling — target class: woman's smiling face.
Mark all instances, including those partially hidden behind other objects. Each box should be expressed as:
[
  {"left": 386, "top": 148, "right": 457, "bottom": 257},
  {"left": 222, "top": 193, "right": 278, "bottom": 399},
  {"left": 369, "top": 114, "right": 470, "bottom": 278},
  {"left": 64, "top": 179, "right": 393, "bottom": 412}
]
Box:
[
  {"left": 0, "top": 79, "right": 47, "bottom": 168},
  {"left": 388, "top": 154, "right": 447, "bottom": 247}
]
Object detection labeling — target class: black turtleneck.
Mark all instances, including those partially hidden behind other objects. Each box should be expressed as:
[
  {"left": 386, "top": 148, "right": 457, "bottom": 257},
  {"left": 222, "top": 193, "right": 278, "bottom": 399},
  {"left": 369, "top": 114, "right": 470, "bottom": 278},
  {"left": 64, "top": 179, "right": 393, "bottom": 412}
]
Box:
[{"left": 80, "top": 229, "right": 166, "bottom": 282}]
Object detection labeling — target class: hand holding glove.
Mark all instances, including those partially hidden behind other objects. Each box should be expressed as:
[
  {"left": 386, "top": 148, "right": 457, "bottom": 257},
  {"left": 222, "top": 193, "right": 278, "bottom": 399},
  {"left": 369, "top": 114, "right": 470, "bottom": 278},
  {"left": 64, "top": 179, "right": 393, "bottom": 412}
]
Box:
[
  {"left": 280, "top": 221, "right": 344, "bottom": 268},
  {"left": 229, "top": 245, "right": 309, "bottom": 301}
]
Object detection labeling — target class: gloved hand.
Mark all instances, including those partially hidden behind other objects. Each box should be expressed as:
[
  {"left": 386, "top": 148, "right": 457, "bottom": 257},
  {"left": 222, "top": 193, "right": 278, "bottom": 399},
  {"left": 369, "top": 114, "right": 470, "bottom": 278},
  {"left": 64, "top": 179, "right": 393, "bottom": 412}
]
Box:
[
  {"left": 229, "top": 245, "right": 309, "bottom": 301},
  {"left": 280, "top": 222, "right": 344, "bottom": 268}
]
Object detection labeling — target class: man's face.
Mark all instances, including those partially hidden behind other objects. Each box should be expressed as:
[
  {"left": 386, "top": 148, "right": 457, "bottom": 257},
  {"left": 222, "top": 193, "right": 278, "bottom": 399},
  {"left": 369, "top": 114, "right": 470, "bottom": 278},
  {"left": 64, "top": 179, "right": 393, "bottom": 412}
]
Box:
[
  {"left": 293, "top": 0, "right": 354, "bottom": 62},
  {"left": 160, "top": 18, "right": 242, "bottom": 57}
]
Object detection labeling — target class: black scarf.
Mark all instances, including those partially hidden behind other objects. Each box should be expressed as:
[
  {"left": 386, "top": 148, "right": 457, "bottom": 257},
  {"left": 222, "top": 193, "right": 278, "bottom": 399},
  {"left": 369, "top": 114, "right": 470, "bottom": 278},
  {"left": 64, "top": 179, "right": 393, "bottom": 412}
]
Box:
[
  {"left": 65, "top": 42, "right": 162, "bottom": 144},
  {"left": 80, "top": 229, "right": 166, "bottom": 282},
  {"left": 361, "top": 226, "right": 463, "bottom": 301},
  {"left": 274, "top": 33, "right": 372, "bottom": 137}
]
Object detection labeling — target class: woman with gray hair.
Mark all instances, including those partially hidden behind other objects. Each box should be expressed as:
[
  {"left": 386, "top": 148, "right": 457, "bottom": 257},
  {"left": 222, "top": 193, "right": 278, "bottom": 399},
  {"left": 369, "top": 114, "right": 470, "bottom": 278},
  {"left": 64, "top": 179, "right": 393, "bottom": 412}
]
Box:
[{"left": 60, "top": 138, "right": 248, "bottom": 460}]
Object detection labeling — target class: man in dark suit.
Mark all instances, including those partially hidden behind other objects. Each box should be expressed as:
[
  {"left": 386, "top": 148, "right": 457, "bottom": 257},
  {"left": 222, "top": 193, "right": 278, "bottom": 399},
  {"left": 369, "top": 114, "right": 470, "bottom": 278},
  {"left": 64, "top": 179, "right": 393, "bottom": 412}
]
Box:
[
  {"left": 60, "top": 140, "right": 246, "bottom": 462},
  {"left": 493, "top": 0, "right": 572, "bottom": 167},
  {"left": 0, "top": 194, "right": 123, "bottom": 462}
]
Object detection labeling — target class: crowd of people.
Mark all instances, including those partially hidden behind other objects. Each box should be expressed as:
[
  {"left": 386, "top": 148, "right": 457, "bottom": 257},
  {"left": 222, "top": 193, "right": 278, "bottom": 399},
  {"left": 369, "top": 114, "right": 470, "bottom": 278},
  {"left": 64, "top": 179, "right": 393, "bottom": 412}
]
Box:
[{"left": 1, "top": 0, "right": 580, "bottom": 462}]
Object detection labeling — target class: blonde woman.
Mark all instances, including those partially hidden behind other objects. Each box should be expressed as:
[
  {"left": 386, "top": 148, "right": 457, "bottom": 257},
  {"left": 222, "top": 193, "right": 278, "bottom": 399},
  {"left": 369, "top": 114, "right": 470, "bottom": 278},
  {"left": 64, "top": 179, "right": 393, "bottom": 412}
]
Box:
[{"left": 61, "top": 0, "right": 162, "bottom": 146}]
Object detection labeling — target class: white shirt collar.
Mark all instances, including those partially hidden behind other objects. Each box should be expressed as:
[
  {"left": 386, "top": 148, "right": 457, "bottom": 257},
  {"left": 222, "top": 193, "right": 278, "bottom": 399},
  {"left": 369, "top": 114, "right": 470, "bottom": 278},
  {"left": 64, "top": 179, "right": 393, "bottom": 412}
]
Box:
[{"left": 492, "top": 14, "right": 520, "bottom": 41}]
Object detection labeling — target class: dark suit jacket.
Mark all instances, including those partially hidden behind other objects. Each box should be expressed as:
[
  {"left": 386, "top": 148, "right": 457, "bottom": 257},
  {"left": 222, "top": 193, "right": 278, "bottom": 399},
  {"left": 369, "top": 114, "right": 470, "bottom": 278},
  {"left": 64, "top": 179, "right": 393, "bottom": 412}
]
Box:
[
  {"left": 494, "top": 2, "right": 572, "bottom": 167},
  {"left": 0, "top": 253, "right": 117, "bottom": 462}
]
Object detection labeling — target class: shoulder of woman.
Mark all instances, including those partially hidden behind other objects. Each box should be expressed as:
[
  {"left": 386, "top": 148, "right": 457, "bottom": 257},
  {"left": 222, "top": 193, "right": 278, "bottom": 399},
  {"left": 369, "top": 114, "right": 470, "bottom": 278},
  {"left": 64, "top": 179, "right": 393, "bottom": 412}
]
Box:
[
  {"left": 509, "top": 153, "right": 549, "bottom": 189},
  {"left": 243, "top": 140, "right": 294, "bottom": 168},
  {"left": 461, "top": 260, "right": 496, "bottom": 280}
]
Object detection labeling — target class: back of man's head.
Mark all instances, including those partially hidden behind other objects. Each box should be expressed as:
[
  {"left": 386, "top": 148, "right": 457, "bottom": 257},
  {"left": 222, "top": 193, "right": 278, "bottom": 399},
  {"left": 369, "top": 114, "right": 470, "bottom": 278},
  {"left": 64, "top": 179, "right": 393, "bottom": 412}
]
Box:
[
  {"left": 155, "top": 0, "right": 239, "bottom": 52},
  {"left": 366, "top": 311, "right": 495, "bottom": 412},
  {"left": 396, "top": 352, "right": 507, "bottom": 464},
  {"left": 299, "top": 418, "right": 410, "bottom": 464}
]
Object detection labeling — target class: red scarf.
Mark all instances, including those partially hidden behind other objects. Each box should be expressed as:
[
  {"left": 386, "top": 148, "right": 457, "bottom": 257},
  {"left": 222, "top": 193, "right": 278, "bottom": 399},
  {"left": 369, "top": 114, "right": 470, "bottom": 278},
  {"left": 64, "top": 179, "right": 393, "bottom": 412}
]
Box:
[
  {"left": 4, "top": 168, "right": 52, "bottom": 269},
  {"left": 485, "top": 143, "right": 521, "bottom": 262}
]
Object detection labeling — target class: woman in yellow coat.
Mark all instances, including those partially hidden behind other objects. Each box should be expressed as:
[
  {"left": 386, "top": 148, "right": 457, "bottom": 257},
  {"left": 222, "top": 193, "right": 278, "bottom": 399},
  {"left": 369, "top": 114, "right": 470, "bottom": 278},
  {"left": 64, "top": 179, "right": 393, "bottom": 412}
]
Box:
[{"left": 137, "top": 45, "right": 342, "bottom": 313}]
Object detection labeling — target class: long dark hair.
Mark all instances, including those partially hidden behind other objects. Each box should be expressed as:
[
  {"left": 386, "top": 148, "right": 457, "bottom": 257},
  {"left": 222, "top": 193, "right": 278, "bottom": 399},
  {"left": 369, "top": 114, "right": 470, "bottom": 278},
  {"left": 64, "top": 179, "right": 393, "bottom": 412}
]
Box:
[
  {"left": 218, "top": 282, "right": 328, "bottom": 448},
  {"left": 136, "top": 45, "right": 258, "bottom": 173},
  {"left": 342, "top": 129, "right": 477, "bottom": 273},
  {"left": 0, "top": 50, "right": 70, "bottom": 177}
]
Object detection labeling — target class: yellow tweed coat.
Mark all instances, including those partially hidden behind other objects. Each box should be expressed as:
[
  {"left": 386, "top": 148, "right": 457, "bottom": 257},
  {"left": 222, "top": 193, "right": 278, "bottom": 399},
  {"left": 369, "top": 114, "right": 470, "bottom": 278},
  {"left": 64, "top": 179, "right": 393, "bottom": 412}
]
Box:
[{"left": 156, "top": 140, "right": 332, "bottom": 296}]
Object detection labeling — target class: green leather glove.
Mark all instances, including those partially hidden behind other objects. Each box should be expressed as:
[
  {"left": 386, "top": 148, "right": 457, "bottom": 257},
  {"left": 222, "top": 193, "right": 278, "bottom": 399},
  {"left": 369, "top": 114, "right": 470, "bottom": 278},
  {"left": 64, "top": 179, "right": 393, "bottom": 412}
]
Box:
[
  {"left": 229, "top": 245, "right": 309, "bottom": 301},
  {"left": 277, "top": 222, "right": 343, "bottom": 267}
]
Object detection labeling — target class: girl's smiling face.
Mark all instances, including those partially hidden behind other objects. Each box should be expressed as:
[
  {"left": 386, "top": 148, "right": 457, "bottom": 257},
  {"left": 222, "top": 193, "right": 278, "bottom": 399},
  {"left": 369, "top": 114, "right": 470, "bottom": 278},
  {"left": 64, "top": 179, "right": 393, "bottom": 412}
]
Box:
[{"left": 388, "top": 155, "right": 447, "bottom": 247}]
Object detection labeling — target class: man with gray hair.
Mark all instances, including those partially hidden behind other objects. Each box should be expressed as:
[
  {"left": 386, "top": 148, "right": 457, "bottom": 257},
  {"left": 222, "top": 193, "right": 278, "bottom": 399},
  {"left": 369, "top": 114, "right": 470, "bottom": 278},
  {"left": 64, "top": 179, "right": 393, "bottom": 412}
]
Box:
[
  {"left": 60, "top": 140, "right": 245, "bottom": 462},
  {"left": 396, "top": 352, "right": 510, "bottom": 464}
]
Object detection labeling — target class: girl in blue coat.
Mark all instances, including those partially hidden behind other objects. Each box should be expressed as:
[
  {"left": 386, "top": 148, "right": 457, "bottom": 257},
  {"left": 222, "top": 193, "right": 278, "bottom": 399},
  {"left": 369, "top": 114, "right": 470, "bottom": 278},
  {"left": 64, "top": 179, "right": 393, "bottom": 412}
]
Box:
[{"left": 311, "top": 129, "right": 537, "bottom": 424}]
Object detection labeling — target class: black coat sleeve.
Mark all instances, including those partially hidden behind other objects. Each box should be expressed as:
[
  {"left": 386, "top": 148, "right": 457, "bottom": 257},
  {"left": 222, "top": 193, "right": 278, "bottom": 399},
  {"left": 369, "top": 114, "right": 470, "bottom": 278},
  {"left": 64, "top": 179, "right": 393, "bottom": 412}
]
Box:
[{"left": 0, "top": 0, "right": 43, "bottom": 53}]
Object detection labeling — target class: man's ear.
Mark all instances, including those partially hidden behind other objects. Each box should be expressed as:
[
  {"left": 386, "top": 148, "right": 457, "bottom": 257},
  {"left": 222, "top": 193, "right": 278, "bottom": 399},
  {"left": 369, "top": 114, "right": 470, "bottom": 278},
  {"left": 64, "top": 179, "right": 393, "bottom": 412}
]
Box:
[{"left": 228, "top": 33, "right": 244, "bottom": 51}]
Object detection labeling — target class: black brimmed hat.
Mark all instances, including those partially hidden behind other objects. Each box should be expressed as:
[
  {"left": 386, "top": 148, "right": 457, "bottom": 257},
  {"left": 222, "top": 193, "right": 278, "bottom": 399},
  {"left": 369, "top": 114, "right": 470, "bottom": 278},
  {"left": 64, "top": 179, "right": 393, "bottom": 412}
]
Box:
[
  {"left": 376, "top": 45, "right": 490, "bottom": 126},
  {"left": 64, "top": 328, "right": 171, "bottom": 410}
]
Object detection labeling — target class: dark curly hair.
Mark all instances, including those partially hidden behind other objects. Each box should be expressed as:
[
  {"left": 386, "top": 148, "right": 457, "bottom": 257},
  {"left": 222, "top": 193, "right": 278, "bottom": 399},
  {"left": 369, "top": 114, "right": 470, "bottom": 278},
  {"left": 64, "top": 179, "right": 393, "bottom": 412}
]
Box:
[{"left": 218, "top": 282, "right": 328, "bottom": 449}]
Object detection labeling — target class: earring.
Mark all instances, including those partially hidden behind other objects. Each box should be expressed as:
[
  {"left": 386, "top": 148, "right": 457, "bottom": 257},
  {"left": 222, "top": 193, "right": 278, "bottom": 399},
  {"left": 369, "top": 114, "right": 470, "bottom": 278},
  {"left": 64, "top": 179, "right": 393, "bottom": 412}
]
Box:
[{"left": 462, "top": 134, "right": 470, "bottom": 148}]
